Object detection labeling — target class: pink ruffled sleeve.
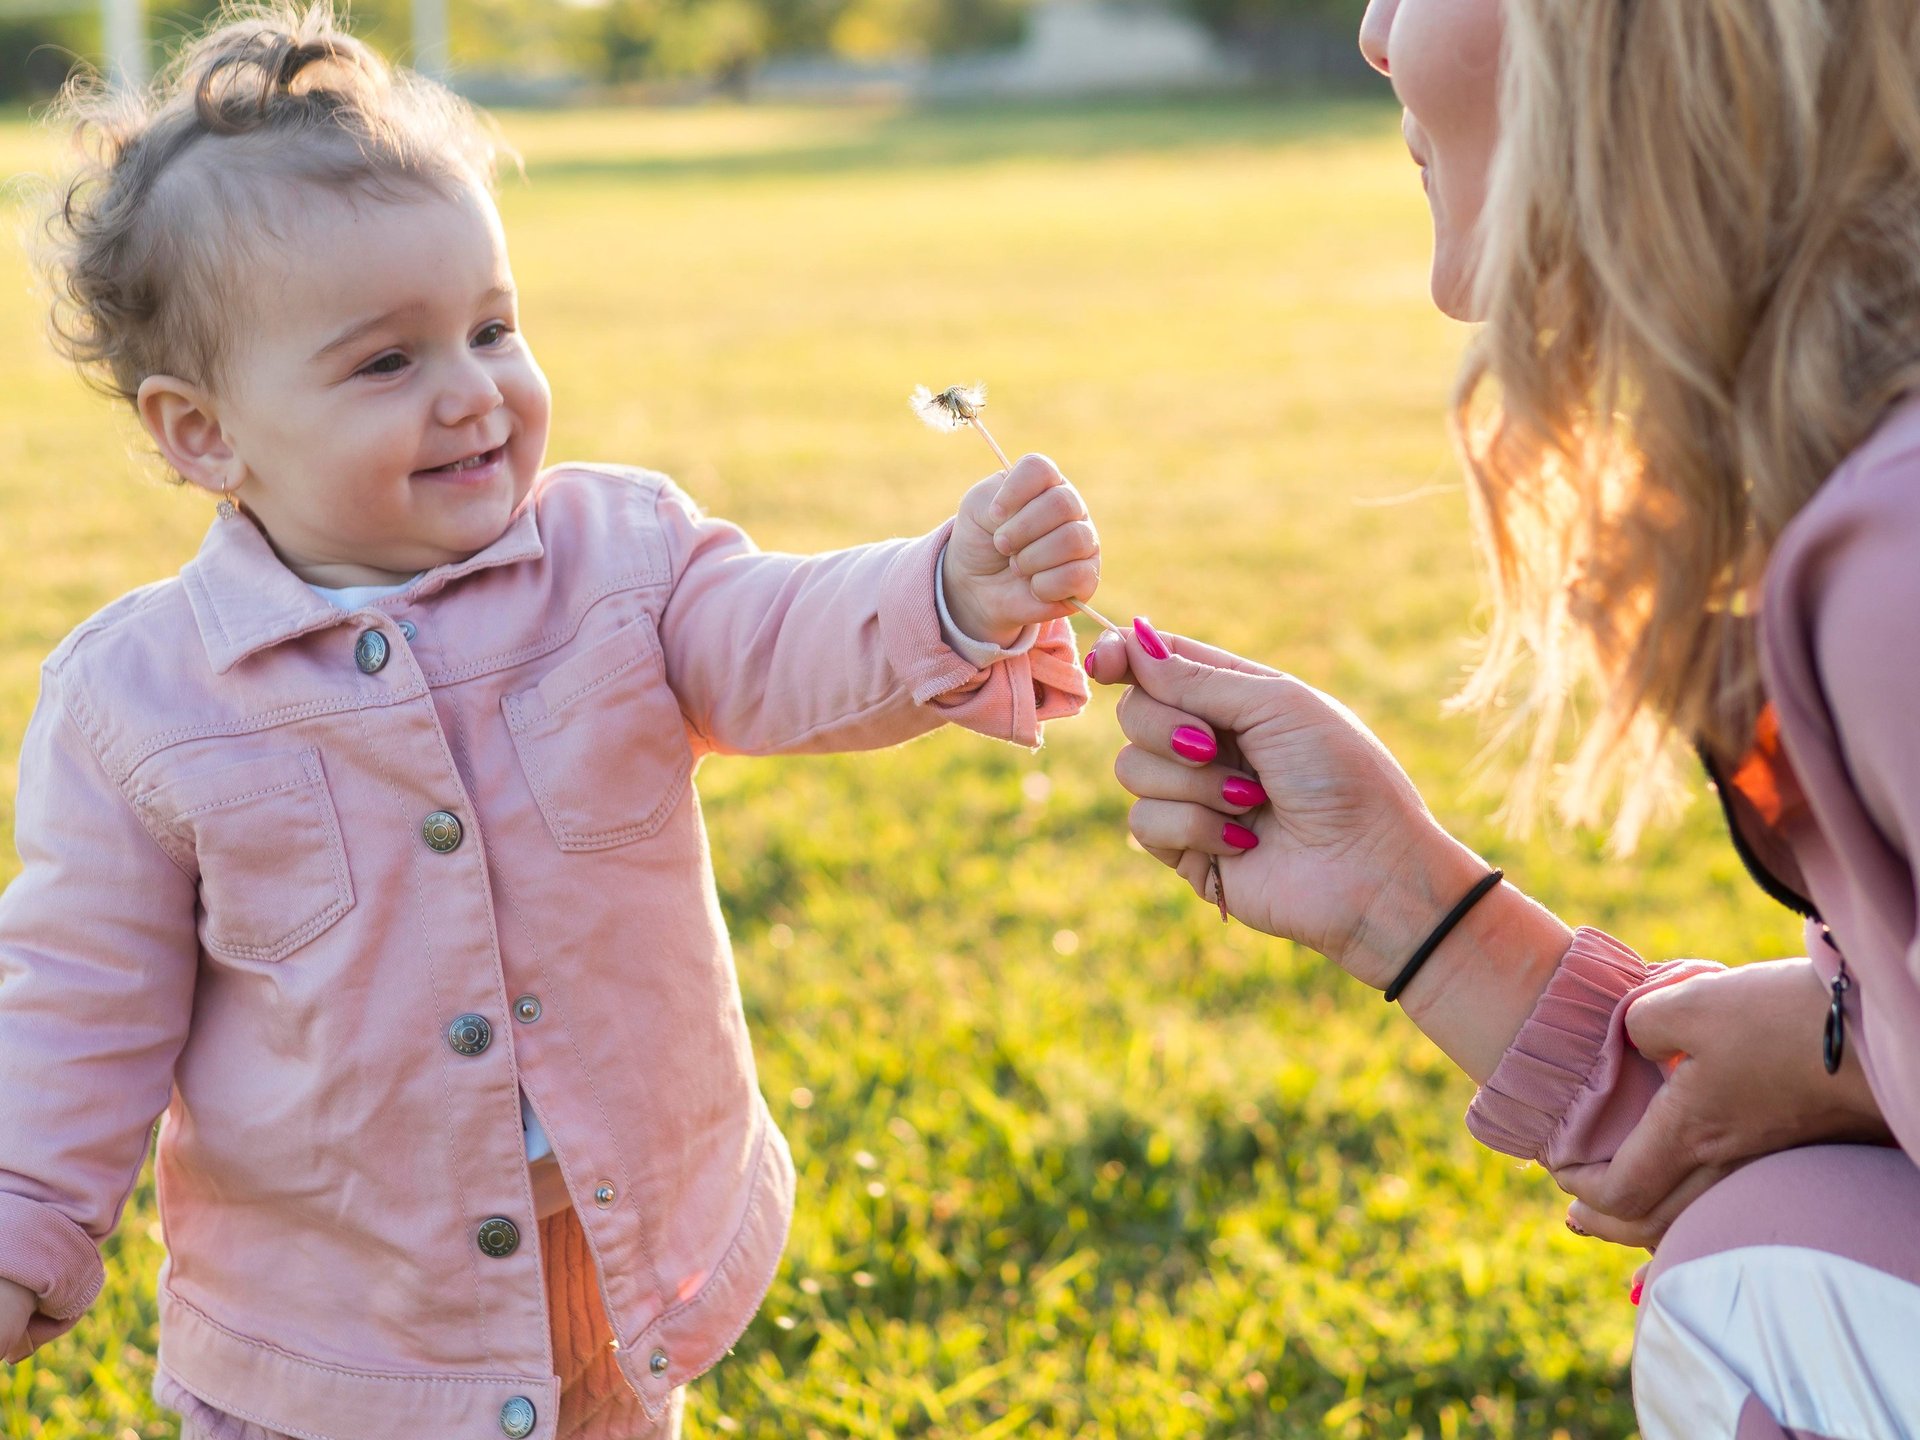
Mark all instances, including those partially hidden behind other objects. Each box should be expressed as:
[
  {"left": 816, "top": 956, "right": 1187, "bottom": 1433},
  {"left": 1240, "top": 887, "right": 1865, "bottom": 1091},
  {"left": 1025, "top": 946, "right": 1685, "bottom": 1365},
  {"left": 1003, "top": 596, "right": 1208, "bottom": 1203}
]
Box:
[{"left": 1466, "top": 928, "right": 1721, "bottom": 1169}]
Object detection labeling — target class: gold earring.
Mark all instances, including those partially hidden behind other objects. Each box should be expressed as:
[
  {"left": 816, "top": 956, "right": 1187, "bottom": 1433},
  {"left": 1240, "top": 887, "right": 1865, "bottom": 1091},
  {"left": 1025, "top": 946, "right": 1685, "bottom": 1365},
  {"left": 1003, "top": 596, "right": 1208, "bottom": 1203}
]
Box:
[{"left": 216, "top": 483, "right": 238, "bottom": 520}]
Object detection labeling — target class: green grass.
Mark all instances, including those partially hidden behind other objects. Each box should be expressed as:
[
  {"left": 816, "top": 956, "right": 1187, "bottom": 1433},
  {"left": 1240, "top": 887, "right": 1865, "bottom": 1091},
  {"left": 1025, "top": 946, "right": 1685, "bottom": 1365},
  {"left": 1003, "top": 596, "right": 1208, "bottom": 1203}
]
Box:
[{"left": 0, "top": 96, "right": 1801, "bottom": 1439}]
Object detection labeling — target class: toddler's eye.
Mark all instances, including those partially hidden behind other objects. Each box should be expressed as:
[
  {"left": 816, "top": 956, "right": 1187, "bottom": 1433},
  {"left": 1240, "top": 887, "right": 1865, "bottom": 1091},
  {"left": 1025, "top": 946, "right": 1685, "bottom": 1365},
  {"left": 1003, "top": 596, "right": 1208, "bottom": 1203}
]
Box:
[
  {"left": 474, "top": 322, "right": 512, "bottom": 347},
  {"left": 358, "top": 352, "right": 408, "bottom": 377}
]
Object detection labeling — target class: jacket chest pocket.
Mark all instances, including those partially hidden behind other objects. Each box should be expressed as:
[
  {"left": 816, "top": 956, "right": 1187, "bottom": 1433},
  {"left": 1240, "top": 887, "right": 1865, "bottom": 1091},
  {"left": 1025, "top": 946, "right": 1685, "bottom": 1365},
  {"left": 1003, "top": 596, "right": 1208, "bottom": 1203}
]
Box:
[
  {"left": 143, "top": 747, "right": 355, "bottom": 963},
  {"left": 503, "top": 615, "right": 694, "bottom": 851}
]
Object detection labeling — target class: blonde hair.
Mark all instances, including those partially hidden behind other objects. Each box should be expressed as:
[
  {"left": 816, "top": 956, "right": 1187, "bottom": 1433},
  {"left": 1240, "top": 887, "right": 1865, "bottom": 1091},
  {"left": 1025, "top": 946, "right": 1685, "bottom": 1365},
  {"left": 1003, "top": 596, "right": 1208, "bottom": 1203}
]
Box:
[
  {"left": 37, "top": 2, "right": 499, "bottom": 404},
  {"left": 1453, "top": 0, "right": 1920, "bottom": 846}
]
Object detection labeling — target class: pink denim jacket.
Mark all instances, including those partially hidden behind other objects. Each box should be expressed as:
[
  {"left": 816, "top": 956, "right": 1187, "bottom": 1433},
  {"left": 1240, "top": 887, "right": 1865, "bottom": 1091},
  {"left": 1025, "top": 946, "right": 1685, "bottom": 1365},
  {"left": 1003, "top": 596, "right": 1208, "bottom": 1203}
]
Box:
[{"left": 0, "top": 464, "right": 1087, "bottom": 1438}]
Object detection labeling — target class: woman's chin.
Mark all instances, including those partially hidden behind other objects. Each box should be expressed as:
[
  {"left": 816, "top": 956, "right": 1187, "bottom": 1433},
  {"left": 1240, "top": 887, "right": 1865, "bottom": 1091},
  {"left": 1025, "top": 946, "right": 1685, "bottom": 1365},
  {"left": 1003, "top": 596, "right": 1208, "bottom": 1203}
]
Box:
[{"left": 1428, "top": 249, "right": 1484, "bottom": 323}]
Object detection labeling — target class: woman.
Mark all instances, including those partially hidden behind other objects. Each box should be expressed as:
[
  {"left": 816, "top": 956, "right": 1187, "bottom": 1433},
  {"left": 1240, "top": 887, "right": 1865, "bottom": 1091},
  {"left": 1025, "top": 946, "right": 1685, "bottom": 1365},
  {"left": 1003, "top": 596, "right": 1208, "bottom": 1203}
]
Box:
[{"left": 1086, "top": 1, "right": 1920, "bottom": 1436}]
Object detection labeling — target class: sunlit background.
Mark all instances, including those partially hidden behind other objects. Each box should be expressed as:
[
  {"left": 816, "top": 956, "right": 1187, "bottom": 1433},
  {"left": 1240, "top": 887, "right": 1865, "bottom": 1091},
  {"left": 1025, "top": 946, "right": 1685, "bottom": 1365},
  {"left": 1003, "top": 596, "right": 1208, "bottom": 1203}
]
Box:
[{"left": 0, "top": 6, "right": 1803, "bottom": 1437}]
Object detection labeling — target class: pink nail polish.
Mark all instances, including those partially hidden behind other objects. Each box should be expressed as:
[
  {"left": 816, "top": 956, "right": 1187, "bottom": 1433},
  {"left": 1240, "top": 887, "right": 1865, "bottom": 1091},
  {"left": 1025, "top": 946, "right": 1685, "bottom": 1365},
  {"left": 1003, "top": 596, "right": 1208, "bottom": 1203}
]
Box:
[
  {"left": 1565, "top": 1216, "right": 1588, "bottom": 1238},
  {"left": 1082, "top": 649, "right": 1098, "bottom": 676},
  {"left": 1222, "top": 776, "right": 1267, "bottom": 807},
  {"left": 1133, "top": 617, "right": 1170, "bottom": 660},
  {"left": 1222, "top": 822, "right": 1260, "bottom": 851},
  {"left": 1170, "top": 726, "right": 1217, "bottom": 763},
  {"left": 1629, "top": 1278, "right": 1644, "bottom": 1307}
]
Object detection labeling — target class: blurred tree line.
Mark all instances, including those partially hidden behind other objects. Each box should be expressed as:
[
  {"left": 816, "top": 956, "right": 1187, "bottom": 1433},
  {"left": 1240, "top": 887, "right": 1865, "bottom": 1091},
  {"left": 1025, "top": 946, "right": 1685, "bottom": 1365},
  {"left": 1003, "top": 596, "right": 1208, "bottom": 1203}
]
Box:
[{"left": 0, "top": 0, "right": 1360, "bottom": 99}]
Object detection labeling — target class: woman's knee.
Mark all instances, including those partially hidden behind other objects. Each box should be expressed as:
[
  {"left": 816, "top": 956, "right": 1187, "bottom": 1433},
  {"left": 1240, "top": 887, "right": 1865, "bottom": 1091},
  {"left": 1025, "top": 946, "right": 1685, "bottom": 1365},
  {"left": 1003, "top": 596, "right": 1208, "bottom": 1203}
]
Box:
[{"left": 1631, "top": 1145, "right": 1920, "bottom": 1440}]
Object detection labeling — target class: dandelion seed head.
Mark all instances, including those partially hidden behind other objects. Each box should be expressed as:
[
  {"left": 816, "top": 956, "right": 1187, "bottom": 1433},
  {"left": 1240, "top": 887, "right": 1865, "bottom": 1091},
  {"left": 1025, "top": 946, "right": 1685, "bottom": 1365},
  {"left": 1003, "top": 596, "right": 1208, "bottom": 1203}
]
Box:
[{"left": 910, "top": 382, "right": 988, "bottom": 432}]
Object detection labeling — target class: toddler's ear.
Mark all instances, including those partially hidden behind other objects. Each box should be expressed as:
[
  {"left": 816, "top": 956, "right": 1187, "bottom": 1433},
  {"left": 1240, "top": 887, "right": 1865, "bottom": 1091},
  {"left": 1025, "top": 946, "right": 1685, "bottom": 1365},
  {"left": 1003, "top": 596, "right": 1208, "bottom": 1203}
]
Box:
[{"left": 137, "top": 375, "right": 240, "bottom": 495}]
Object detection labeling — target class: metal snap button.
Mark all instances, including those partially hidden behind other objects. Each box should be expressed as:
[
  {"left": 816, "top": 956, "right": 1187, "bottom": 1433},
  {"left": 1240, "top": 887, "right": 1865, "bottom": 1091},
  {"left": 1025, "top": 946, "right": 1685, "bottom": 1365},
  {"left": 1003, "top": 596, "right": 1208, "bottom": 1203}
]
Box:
[
  {"left": 499, "top": 1395, "right": 536, "bottom": 1437},
  {"left": 513, "top": 995, "right": 542, "bottom": 1024},
  {"left": 476, "top": 1217, "right": 520, "bottom": 1257},
  {"left": 447, "top": 1013, "right": 492, "bottom": 1056},
  {"left": 354, "top": 629, "right": 390, "bottom": 674},
  {"left": 422, "top": 810, "right": 463, "bottom": 853},
  {"left": 398, "top": 618, "right": 418, "bottom": 642},
  {"left": 649, "top": 1348, "right": 669, "bottom": 1376},
  {"left": 594, "top": 1184, "right": 615, "bottom": 1207}
]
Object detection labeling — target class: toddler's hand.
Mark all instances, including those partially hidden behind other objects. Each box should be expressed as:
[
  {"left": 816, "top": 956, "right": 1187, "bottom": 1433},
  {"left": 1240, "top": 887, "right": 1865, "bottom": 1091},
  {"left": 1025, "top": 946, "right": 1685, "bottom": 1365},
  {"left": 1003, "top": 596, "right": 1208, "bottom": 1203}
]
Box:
[
  {"left": 0, "top": 1276, "right": 35, "bottom": 1365},
  {"left": 942, "top": 454, "right": 1100, "bottom": 648}
]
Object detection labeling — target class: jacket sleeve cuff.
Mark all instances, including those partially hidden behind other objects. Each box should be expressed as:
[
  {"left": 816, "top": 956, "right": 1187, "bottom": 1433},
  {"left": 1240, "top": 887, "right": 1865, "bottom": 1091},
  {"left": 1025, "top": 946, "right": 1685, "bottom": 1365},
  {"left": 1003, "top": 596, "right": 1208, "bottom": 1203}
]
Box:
[
  {"left": 1465, "top": 929, "right": 1722, "bottom": 1168},
  {"left": 0, "top": 1190, "right": 106, "bottom": 1360},
  {"left": 877, "top": 522, "right": 1089, "bottom": 747}
]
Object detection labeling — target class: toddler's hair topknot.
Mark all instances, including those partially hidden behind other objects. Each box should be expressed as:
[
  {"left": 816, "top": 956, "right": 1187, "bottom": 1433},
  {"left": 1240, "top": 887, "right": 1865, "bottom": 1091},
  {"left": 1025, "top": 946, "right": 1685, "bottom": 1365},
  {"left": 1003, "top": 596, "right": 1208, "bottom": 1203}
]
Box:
[{"left": 36, "top": 2, "right": 501, "bottom": 406}]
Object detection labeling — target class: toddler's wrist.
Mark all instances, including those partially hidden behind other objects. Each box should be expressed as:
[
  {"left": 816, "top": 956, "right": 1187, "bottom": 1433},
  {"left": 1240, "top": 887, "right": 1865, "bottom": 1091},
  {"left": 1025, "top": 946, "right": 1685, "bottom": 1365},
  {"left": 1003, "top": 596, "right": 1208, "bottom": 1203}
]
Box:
[{"left": 939, "top": 549, "right": 1024, "bottom": 650}]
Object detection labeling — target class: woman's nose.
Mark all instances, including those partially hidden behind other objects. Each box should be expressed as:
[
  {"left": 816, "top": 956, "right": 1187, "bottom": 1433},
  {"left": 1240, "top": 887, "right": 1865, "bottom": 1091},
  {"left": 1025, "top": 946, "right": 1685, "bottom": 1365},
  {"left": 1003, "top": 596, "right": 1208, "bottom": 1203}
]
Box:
[{"left": 1359, "top": 0, "right": 1398, "bottom": 76}]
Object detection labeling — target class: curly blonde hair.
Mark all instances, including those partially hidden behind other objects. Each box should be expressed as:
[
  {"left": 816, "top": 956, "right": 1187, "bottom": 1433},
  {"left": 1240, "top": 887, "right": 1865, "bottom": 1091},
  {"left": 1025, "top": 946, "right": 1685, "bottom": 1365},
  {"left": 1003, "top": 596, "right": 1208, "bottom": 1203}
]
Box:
[
  {"left": 1453, "top": 0, "right": 1920, "bottom": 846},
  {"left": 37, "top": 2, "right": 499, "bottom": 405}
]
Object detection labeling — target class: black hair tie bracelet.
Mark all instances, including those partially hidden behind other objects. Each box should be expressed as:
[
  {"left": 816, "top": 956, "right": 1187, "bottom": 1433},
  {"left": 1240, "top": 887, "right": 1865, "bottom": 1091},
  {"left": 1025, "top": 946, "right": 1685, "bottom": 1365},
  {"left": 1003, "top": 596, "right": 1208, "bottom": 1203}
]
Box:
[{"left": 1383, "top": 869, "right": 1505, "bottom": 1004}]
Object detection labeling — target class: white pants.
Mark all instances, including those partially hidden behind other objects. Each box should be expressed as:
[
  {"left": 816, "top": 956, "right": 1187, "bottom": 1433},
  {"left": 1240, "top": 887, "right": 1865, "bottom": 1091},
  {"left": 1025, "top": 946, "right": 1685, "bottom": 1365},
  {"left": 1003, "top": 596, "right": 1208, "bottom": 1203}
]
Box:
[{"left": 1633, "top": 1146, "right": 1920, "bottom": 1440}]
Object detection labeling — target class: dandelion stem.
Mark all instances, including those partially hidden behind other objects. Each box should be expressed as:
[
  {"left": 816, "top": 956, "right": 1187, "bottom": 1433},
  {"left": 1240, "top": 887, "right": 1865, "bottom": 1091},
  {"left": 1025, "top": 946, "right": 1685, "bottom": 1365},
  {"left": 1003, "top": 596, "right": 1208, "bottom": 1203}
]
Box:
[{"left": 971, "top": 419, "right": 1016, "bottom": 475}]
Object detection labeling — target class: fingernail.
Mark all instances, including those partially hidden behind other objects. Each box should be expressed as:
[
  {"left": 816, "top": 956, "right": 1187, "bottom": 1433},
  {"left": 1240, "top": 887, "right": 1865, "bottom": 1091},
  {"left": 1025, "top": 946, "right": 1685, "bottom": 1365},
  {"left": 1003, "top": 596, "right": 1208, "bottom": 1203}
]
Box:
[
  {"left": 1565, "top": 1216, "right": 1588, "bottom": 1237},
  {"left": 1222, "top": 822, "right": 1260, "bottom": 851},
  {"left": 994, "top": 530, "right": 1013, "bottom": 555},
  {"left": 1629, "top": 1278, "right": 1644, "bottom": 1307},
  {"left": 1082, "top": 648, "right": 1098, "bottom": 677},
  {"left": 1222, "top": 776, "right": 1267, "bottom": 807},
  {"left": 1133, "top": 617, "right": 1170, "bottom": 660},
  {"left": 1170, "top": 726, "right": 1217, "bottom": 763}
]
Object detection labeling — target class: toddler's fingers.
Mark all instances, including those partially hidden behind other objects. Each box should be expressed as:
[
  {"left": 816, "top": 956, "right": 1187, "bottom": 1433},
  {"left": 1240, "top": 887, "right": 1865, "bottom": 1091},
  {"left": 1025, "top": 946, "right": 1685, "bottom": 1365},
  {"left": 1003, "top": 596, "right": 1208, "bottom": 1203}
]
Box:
[
  {"left": 1129, "top": 798, "right": 1262, "bottom": 857},
  {"left": 954, "top": 475, "right": 1008, "bottom": 539},
  {"left": 1028, "top": 560, "right": 1101, "bottom": 608},
  {"left": 1115, "top": 686, "right": 1218, "bottom": 765},
  {"left": 1009, "top": 520, "right": 1098, "bottom": 578},
  {"left": 1114, "top": 745, "right": 1266, "bottom": 814},
  {"left": 993, "top": 478, "right": 1086, "bottom": 556},
  {"left": 987, "top": 454, "right": 1070, "bottom": 525}
]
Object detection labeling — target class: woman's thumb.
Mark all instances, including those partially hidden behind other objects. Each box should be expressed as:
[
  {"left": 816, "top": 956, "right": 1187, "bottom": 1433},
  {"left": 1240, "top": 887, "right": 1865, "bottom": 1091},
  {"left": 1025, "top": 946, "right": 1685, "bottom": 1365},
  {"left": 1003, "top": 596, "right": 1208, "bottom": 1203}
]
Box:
[{"left": 1126, "top": 619, "right": 1285, "bottom": 733}]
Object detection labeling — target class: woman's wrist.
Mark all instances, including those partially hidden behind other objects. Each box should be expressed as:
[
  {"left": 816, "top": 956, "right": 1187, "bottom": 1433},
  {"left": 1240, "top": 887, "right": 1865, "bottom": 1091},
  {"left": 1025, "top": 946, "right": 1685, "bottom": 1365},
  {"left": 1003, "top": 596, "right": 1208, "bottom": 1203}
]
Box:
[
  {"left": 1340, "top": 825, "right": 1572, "bottom": 1084},
  {"left": 1338, "top": 826, "right": 1495, "bottom": 989}
]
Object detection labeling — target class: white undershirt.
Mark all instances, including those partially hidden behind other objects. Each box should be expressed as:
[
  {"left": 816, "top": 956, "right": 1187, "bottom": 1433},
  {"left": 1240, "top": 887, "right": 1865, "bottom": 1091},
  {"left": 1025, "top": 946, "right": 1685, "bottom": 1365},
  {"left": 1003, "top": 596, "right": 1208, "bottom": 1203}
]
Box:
[{"left": 305, "top": 546, "right": 1030, "bottom": 1166}]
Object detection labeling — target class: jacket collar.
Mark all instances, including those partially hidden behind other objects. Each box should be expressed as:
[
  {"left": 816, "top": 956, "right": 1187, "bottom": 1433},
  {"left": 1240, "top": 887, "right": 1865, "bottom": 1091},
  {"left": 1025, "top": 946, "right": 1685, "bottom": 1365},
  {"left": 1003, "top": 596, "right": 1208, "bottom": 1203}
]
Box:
[{"left": 181, "top": 501, "right": 546, "bottom": 674}]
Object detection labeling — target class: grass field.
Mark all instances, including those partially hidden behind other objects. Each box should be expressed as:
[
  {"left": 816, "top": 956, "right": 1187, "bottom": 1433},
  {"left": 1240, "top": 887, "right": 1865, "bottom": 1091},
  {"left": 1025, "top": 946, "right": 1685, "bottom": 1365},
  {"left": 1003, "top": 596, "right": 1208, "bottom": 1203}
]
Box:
[{"left": 0, "top": 95, "right": 1803, "bottom": 1439}]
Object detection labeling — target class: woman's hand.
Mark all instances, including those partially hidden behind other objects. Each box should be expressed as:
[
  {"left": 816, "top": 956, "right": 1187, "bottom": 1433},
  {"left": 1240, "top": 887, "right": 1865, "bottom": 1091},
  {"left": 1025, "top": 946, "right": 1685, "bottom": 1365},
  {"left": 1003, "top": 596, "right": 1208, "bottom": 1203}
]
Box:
[
  {"left": 1087, "top": 624, "right": 1489, "bottom": 980},
  {"left": 1087, "top": 622, "right": 1572, "bottom": 1082},
  {"left": 942, "top": 455, "right": 1100, "bottom": 648},
  {"left": 0, "top": 1276, "right": 36, "bottom": 1364},
  {"left": 1554, "top": 958, "right": 1895, "bottom": 1248}
]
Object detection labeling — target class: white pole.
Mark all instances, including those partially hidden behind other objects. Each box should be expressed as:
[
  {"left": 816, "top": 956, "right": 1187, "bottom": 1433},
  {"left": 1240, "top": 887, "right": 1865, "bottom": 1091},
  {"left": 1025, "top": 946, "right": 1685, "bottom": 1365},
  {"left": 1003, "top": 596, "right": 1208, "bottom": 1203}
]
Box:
[
  {"left": 102, "top": 0, "right": 147, "bottom": 90},
  {"left": 411, "top": 0, "right": 449, "bottom": 78}
]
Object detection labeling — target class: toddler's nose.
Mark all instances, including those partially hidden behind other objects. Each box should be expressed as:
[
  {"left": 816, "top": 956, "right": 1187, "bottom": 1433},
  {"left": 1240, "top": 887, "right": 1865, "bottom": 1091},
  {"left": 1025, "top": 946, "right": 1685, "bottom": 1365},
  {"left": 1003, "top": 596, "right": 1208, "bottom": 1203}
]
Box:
[{"left": 434, "top": 357, "right": 504, "bottom": 429}]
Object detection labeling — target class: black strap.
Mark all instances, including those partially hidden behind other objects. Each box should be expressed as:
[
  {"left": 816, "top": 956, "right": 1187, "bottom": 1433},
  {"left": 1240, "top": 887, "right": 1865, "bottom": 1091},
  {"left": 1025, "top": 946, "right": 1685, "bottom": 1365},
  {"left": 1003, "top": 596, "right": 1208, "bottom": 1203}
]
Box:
[{"left": 1383, "top": 869, "right": 1505, "bottom": 1004}]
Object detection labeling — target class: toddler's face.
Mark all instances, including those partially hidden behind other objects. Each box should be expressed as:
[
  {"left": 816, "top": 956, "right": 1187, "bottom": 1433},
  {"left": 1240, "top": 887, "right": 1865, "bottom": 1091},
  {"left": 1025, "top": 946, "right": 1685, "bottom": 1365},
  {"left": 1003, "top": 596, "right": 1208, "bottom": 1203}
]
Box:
[{"left": 204, "top": 180, "right": 550, "bottom": 584}]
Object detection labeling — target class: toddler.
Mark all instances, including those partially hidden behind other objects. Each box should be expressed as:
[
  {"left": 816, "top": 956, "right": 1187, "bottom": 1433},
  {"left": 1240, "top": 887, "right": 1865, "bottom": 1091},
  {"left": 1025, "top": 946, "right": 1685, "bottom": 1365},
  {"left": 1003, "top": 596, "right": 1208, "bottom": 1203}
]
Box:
[{"left": 0, "top": 9, "right": 1098, "bottom": 1437}]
